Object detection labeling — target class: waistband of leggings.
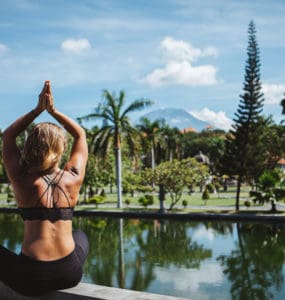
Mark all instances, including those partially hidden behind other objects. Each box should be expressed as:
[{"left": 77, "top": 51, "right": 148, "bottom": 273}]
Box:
[{"left": 19, "top": 246, "right": 78, "bottom": 265}]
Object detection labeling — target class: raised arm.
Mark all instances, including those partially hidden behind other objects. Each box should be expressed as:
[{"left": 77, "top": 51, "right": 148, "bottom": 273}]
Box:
[
  {"left": 46, "top": 88, "right": 88, "bottom": 182},
  {"left": 2, "top": 81, "right": 48, "bottom": 180}
]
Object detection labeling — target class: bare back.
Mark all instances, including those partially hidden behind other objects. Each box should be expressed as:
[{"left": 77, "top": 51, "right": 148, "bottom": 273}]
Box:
[
  {"left": 2, "top": 82, "right": 88, "bottom": 261},
  {"left": 12, "top": 168, "right": 82, "bottom": 261}
]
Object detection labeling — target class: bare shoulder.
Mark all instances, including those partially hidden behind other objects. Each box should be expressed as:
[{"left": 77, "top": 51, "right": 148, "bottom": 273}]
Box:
[
  {"left": 10, "top": 173, "right": 43, "bottom": 206},
  {"left": 63, "top": 164, "right": 85, "bottom": 185},
  {"left": 61, "top": 169, "right": 83, "bottom": 201}
]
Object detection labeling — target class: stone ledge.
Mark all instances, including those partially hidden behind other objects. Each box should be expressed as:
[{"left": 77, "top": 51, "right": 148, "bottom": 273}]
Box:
[
  {"left": 1, "top": 207, "right": 285, "bottom": 223},
  {"left": 0, "top": 281, "right": 190, "bottom": 300},
  {"left": 73, "top": 209, "right": 285, "bottom": 223}
]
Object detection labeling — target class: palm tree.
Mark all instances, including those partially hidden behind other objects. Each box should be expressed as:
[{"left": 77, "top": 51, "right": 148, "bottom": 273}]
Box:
[
  {"left": 136, "top": 117, "right": 163, "bottom": 171},
  {"left": 78, "top": 90, "right": 152, "bottom": 208},
  {"left": 159, "top": 124, "right": 182, "bottom": 162}
]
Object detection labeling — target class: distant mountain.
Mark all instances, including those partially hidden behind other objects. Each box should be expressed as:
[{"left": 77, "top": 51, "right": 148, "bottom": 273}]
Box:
[{"left": 138, "top": 108, "right": 211, "bottom": 131}]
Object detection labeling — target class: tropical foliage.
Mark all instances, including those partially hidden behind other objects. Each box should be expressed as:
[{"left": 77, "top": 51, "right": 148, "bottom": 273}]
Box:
[
  {"left": 78, "top": 89, "right": 153, "bottom": 208},
  {"left": 142, "top": 158, "right": 209, "bottom": 210},
  {"left": 1, "top": 22, "right": 285, "bottom": 211}
]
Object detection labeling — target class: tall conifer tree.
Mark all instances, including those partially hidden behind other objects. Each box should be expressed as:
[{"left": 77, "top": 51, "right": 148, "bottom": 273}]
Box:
[{"left": 222, "top": 21, "right": 266, "bottom": 210}]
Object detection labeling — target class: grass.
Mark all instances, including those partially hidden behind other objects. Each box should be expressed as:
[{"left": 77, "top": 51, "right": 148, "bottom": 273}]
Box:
[
  {"left": 78, "top": 185, "right": 254, "bottom": 208},
  {"left": 1, "top": 184, "right": 284, "bottom": 214}
]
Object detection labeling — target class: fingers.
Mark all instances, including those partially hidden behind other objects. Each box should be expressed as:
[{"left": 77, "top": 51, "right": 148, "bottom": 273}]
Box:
[
  {"left": 36, "top": 92, "right": 48, "bottom": 112},
  {"left": 46, "top": 94, "right": 55, "bottom": 113},
  {"left": 45, "top": 80, "right": 51, "bottom": 95},
  {"left": 37, "top": 80, "right": 54, "bottom": 112},
  {"left": 40, "top": 80, "right": 51, "bottom": 95}
]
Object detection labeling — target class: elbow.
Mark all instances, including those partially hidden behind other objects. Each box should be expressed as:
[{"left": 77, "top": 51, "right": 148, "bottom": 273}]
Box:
[
  {"left": 72, "top": 127, "right": 86, "bottom": 139},
  {"left": 2, "top": 125, "right": 18, "bottom": 140},
  {"left": 2, "top": 128, "right": 11, "bottom": 141},
  {"left": 77, "top": 128, "right": 86, "bottom": 141},
  {"left": 80, "top": 128, "right": 86, "bottom": 138},
  {"left": 74, "top": 129, "right": 88, "bottom": 153}
]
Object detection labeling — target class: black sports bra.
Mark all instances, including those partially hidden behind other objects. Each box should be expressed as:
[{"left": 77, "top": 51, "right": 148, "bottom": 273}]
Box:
[
  {"left": 19, "top": 207, "right": 74, "bottom": 222},
  {"left": 19, "top": 170, "right": 73, "bottom": 222}
]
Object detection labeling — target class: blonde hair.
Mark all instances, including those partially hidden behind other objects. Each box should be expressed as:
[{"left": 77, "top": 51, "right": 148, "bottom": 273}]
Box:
[{"left": 22, "top": 122, "right": 67, "bottom": 174}]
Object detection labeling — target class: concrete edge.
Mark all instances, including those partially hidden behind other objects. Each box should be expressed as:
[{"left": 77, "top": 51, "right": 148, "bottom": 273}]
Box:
[
  {"left": 0, "top": 282, "right": 190, "bottom": 300},
  {"left": 73, "top": 209, "right": 285, "bottom": 223},
  {"left": 0, "top": 207, "right": 285, "bottom": 223}
]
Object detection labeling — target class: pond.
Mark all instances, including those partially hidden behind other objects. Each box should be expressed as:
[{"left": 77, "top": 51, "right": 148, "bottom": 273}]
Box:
[{"left": 1, "top": 213, "right": 285, "bottom": 299}]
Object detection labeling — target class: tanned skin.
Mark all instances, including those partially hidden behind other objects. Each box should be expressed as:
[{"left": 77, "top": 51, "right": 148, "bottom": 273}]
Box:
[{"left": 2, "top": 81, "right": 88, "bottom": 261}]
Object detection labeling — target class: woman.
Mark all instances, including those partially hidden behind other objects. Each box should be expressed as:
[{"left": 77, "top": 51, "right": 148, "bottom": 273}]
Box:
[{"left": 0, "top": 81, "right": 89, "bottom": 296}]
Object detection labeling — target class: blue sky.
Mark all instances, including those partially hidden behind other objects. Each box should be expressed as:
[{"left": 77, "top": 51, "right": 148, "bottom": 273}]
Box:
[{"left": 0, "top": 0, "right": 285, "bottom": 131}]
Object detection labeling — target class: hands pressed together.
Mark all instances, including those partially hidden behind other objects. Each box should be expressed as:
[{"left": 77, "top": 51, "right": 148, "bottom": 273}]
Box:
[{"left": 35, "top": 80, "right": 55, "bottom": 114}]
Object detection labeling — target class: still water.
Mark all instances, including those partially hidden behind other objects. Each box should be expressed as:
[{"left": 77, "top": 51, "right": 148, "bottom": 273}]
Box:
[{"left": 1, "top": 213, "right": 285, "bottom": 299}]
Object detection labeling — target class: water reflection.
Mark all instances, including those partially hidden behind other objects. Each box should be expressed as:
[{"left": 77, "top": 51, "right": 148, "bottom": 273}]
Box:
[
  {"left": 218, "top": 223, "right": 285, "bottom": 300},
  {"left": 0, "top": 213, "right": 285, "bottom": 299},
  {"left": 73, "top": 217, "right": 212, "bottom": 293},
  {"left": 0, "top": 213, "right": 23, "bottom": 252}
]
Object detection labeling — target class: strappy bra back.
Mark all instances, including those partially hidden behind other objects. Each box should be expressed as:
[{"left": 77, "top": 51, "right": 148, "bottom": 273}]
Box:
[
  {"left": 19, "top": 170, "right": 74, "bottom": 222},
  {"left": 19, "top": 207, "right": 74, "bottom": 222}
]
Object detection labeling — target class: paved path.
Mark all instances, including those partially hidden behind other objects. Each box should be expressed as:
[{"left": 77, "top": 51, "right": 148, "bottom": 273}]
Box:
[{"left": 79, "top": 202, "right": 285, "bottom": 212}]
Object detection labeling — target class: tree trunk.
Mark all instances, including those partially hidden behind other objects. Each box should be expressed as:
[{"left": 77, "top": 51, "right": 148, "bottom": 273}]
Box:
[
  {"left": 118, "top": 218, "right": 125, "bottom": 288},
  {"left": 271, "top": 199, "right": 277, "bottom": 213},
  {"left": 159, "top": 184, "right": 165, "bottom": 213},
  {"left": 151, "top": 143, "right": 155, "bottom": 170},
  {"left": 169, "top": 149, "right": 173, "bottom": 162},
  {"left": 236, "top": 175, "right": 242, "bottom": 211},
  {"left": 151, "top": 146, "right": 155, "bottom": 188},
  {"left": 115, "top": 147, "right": 123, "bottom": 208},
  {"left": 151, "top": 147, "right": 155, "bottom": 170},
  {"left": 83, "top": 185, "right": 87, "bottom": 203}
]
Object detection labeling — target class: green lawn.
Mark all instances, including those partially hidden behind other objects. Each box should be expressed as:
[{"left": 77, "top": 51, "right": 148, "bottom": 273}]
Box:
[
  {"left": 1, "top": 184, "right": 284, "bottom": 213},
  {"left": 78, "top": 185, "right": 263, "bottom": 209}
]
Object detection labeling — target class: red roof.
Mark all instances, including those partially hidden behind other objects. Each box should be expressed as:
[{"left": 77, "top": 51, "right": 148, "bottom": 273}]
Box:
[
  {"left": 278, "top": 158, "right": 285, "bottom": 165},
  {"left": 180, "top": 127, "right": 197, "bottom": 134}
]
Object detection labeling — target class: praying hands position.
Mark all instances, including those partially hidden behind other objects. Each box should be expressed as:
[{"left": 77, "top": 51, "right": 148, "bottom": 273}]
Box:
[{"left": 0, "top": 81, "right": 89, "bottom": 296}]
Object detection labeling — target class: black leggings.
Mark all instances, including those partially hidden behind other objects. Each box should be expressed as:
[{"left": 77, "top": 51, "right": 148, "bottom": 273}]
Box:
[{"left": 0, "top": 230, "right": 89, "bottom": 296}]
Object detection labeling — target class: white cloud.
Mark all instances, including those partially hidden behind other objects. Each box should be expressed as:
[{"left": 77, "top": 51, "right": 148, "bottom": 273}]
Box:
[
  {"left": 155, "top": 263, "right": 224, "bottom": 295},
  {"left": 263, "top": 83, "right": 285, "bottom": 105},
  {"left": 144, "top": 61, "right": 219, "bottom": 87},
  {"left": 190, "top": 107, "right": 232, "bottom": 131},
  {"left": 0, "top": 43, "right": 9, "bottom": 54},
  {"left": 142, "top": 37, "right": 220, "bottom": 87},
  {"left": 61, "top": 38, "right": 91, "bottom": 54},
  {"left": 161, "top": 36, "right": 218, "bottom": 62},
  {"left": 193, "top": 227, "right": 215, "bottom": 241}
]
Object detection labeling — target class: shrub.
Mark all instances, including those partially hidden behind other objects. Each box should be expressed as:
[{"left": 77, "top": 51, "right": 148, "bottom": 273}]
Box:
[
  {"left": 273, "top": 188, "right": 285, "bottom": 201},
  {"left": 137, "top": 185, "right": 153, "bottom": 193},
  {"left": 206, "top": 183, "right": 215, "bottom": 193},
  {"left": 125, "top": 198, "right": 131, "bottom": 206},
  {"left": 249, "top": 191, "right": 260, "bottom": 198},
  {"left": 249, "top": 190, "right": 263, "bottom": 204},
  {"left": 100, "top": 189, "right": 106, "bottom": 197},
  {"left": 87, "top": 195, "right": 105, "bottom": 208},
  {"left": 214, "top": 182, "right": 221, "bottom": 192},
  {"left": 138, "top": 194, "right": 154, "bottom": 208},
  {"left": 5, "top": 186, "right": 14, "bottom": 203},
  {"left": 138, "top": 196, "right": 147, "bottom": 208},
  {"left": 202, "top": 189, "right": 210, "bottom": 200},
  {"left": 7, "top": 193, "right": 14, "bottom": 203},
  {"left": 257, "top": 170, "right": 280, "bottom": 192},
  {"left": 145, "top": 194, "right": 154, "bottom": 204},
  {"left": 122, "top": 182, "right": 131, "bottom": 194},
  {"left": 182, "top": 199, "right": 188, "bottom": 208},
  {"left": 244, "top": 200, "right": 251, "bottom": 208}
]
